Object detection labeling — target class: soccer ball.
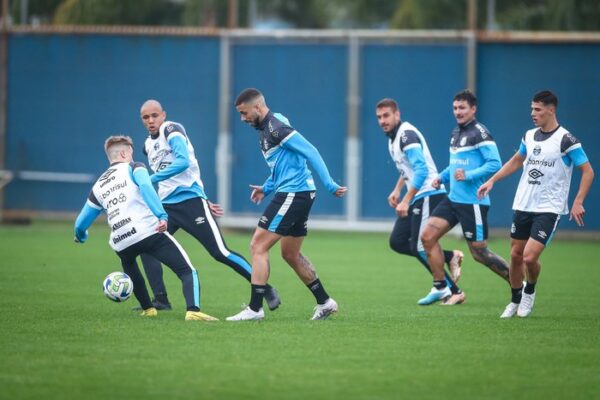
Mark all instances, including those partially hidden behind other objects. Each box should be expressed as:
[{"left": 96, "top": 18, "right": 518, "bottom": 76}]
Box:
[{"left": 102, "top": 272, "right": 133, "bottom": 302}]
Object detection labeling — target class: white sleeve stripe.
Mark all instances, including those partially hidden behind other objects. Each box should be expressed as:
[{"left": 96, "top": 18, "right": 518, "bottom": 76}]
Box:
[
  {"left": 86, "top": 199, "right": 102, "bottom": 210},
  {"left": 563, "top": 143, "right": 582, "bottom": 154},
  {"left": 280, "top": 130, "right": 298, "bottom": 144},
  {"left": 474, "top": 141, "right": 498, "bottom": 149}
]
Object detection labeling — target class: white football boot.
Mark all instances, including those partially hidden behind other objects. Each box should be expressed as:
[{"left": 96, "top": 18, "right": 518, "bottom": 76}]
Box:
[
  {"left": 310, "top": 298, "right": 338, "bottom": 320},
  {"left": 226, "top": 306, "right": 265, "bottom": 322},
  {"left": 517, "top": 292, "right": 536, "bottom": 317},
  {"left": 500, "top": 302, "right": 519, "bottom": 318}
]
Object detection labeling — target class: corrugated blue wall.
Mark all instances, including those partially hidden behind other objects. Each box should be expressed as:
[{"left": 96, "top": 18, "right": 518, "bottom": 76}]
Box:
[
  {"left": 4, "top": 34, "right": 599, "bottom": 230},
  {"left": 6, "top": 34, "right": 220, "bottom": 211}
]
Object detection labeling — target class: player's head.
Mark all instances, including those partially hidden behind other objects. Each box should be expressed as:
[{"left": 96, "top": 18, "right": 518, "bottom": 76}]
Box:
[
  {"left": 375, "top": 98, "right": 401, "bottom": 135},
  {"left": 531, "top": 90, "right": 558, "bottom": 128},
  {"left": 104, "top": 135, "right": 134, "bottom": 163},
  {"left": 140, "top": 99, "right": 166, "bottom": 134},
  {"left": 235, "top": 88, "right": 268, "bottom": 127},
  {"left": 453, "top": 89, "right": 477, "bottom": 126}
]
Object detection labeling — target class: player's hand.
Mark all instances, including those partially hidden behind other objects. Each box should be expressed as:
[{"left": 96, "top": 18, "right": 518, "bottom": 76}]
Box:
[
  {"left": 431, "top": 177, "right": 441, "bottom": 189},
  {"left": 570, "top": 202, "right": 585, "bottom": 227},
  {"left": 208, "top": 201, "right": 224, "bottom": 217},
  {"left": 477, "top": 181, "right": 494, "bottom": 200},
  {"left": 334, "top": 186, "right": 348, "bottom": 198},
  {"left": 249, "top": 184, "right": 265, "bottom": 204},
  {"left": 388, "top": 190, "right": 400, "bottom": 208},
  {"left": 395, "top": 199, "right": 409, "bottom": 217},
  {"left": 156, "top": 219, "right": 168, "bottom": 233},
  {"left": 454, "top": 168, "right": 466, "bottom": 181}
]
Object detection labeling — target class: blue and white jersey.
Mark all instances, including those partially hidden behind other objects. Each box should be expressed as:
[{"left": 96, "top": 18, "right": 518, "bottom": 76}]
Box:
[
  {"left": 143, "top": 121, "right": 206, "bottom": 204},
  {"left": 513, "top": 126, "right": 589, "bottom": 214},
  {"left": 256, "top": 111, "right": 340, "bottom": 195},
  {"left": 85, "top": 162, "right": 166, "bottom": 252},
  {"left": 388, "top": 121, "right": 446, "bottom": 204},
  {"left": 439, "top": 119, "right": 501, "bottom": 205}
]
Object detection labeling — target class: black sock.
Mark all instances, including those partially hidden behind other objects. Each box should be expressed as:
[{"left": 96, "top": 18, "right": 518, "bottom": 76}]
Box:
[
  {"left": 511, "top": 286, "right": 523, "bottom": 304},
  {"left": 524, "top": 281, "right": 536, "bottom": 295},
  {"left": 307, "top": 279, "right": 329, "bottom": 305},
  {"left": 155, "top": 293, "right": 170, "bottom": 304},
  {"left": 434, "top": 280, "right": 447, "bottom": 290},
  {"left": 443, "top": 250, "right": 454, "bottom": 264},
  {"left": 249, "top": 284, "right": 267, "bottom": 312},
  {"left": 187, "top": 306, "right": 200, "bottom": 312}
]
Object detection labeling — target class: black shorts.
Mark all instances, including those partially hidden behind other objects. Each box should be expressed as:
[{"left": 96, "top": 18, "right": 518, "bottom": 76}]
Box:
[
  {"left": 511, "top": 210, "right": 560, "bottom": 246},
  {"left": 430, "top": 197, "right": 489, "bottom": 242},
  {"left": 258, "top": 191, "right": 316, "bottom": 237}
]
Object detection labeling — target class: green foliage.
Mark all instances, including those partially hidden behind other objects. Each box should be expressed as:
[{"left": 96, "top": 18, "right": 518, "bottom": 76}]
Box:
[
  {"left": 1, "top": 221, "right": 600, "bottom": 399},
  {"left": 52, "top": 0, "right": 182, "bottom": 25}
]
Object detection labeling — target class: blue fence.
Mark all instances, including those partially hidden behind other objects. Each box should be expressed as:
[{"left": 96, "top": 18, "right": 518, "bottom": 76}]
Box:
[{"left": 4, "top": 33, "right": 599, "bottom": 230}]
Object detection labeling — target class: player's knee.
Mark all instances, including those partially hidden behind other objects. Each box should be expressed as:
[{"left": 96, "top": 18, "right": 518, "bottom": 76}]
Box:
[
  {"left": 389, "top": 236, "right": 410, "bottom": 255},
  {"left": 522, "top": 252, "right": 539, "bottom": 266},
  {"left": 420, "top": 230, "right": 436, "bottom": 250},
  {"left": 250, "top": 239, "right": 268, "bottom": 258},
  {"left": 281, "top": 248, "right": 299, "bottom": 264}
]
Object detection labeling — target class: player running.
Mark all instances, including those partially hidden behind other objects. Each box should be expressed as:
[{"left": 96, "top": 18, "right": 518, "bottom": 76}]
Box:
[
  {"left": 74, "top": 135, "right": 217, "bottom": 321},
  {"left": 375, "top": 98, "right": 465, "bottom": 305},
  {"left": 137, "top": 100, "right": 281, "bottom": 312},
  {"left": 478, "top": 90, "right": 594, "bottom": 318},
  {"left": 227, "top": 88, "right": 347, "bottom": 321},
  {"left": 420, "top": 90, "right": 510, "bottom": 304}
]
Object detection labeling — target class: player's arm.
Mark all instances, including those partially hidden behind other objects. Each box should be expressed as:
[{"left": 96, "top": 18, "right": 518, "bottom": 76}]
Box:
[
  {"left": 438, "top": 166, "right": 450, "bottom": 186},
  {"left": 283, "top": 132, "right": 345, "bottom": 195},
  {"left": 477, "top": 142, "right": 526, "bottom": 199},
  {"left": 150, "top": 135, "right": 190, "bottom": 184},
  {"left": 567, "top": 145, "right": 594, "bottom": 226},
  {"left": 74, "top": 193, "right": 102, "bottom": 243},
  {"left": 395, "top": 146, "right": 427, "bottom": 216},
  {"left": 132, "top": 163, "right": 168, "bottom": 221},
  {"left": 388, "top": 175, "right": 406, "bottom": 208},
  {"left": 463, "top": 142, "right": 502, "bottom": 181},
  {"left": 261, "top": 174, "right": 275, "bottom": 197}
]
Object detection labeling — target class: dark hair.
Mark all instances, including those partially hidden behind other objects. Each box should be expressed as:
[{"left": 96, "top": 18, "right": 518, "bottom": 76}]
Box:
[
  {"left": 376, "top": 98, "right": 399, "bottom": 112},
  {"left": 532, "top": 90, "right": 558, "bottom": 108},
  {"left": 235, "top": 88, "right": 263, "bottom": 106},
  {"left": 453, "top": 89, "right": 477, "bottom": 107}
]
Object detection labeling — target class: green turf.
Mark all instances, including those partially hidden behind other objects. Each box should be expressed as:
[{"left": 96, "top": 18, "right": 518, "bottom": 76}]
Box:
[{"left": 1, "top": 221, "right": 599, "bottom": 400}]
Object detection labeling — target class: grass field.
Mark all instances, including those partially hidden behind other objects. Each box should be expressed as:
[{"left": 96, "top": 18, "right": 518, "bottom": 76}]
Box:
[{"left": 1, "top": 221, "right": 599, "bottom": 400}]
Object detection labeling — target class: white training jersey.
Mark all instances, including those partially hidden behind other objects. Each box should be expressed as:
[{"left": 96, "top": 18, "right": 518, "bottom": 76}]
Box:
[
  {"left": 88, "top": 162, "right": 158, "bottom": 252},
  {"left": 512, "top": 126, "right": 581, "bottom": 214},
  {"left": 144, "top": 121, "right": 204, "bottom": 201},
  {"left": 388, "top": 121, "right": 444, "bottom": 198}
]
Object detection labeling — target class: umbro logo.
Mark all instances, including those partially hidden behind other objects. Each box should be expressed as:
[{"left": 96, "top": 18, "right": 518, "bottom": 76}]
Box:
[
  {"left": 511, "top": 223, "right": 516, "bottom": 234},
  {"left": 310, "top": 192, "right": 316, "bottom": 199},
  {"left": 260, "top": 216, "right": 269, "bottom": 224},
  {"left": 195, "top": 217, "right": 205, "bottom": 224},
  {"left": 538, "top": 230, "right": 547, "bottom": 239},
  {"left": 412, "top": 208, "right": 421, "bottom": 215},
  {"left": 528, "top": 169, "right": 544, "bottom": 179},
  {"left": 464, "top": 231, "right": 473, "bottom": 239}
]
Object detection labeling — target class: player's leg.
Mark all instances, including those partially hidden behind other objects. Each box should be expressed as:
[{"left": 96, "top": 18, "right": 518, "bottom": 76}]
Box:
[
  {"left": 136, "top": 215, "right": 180, "bottom": 310},
  {"left": 420, "top": 197, "right": 457, "bottom": 304},
  {"left": 389, "top": 213, "right": 412, "bottom": 256},
  {"left": 226, "top": 227, "right": 280, "bottom": 321},
  {"left": 500, "top": 238, "right": 527, "bottom": 318},
  {"left": 144, "top": 232, "right": 217, "bottom": 321},
  {"left": 517, "top": 213, "right": 560, "bottom": 317},
  {"left": 116, "top": 246, "right": 154, "bottom": 315},
  {"left": 459, "top": 203, "right": 510, "bottom": 282}
]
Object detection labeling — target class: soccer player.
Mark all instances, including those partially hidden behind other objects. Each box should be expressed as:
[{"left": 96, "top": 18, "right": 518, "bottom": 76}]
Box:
[
  {"left": 137, "top": 100, "right": 281, "bottom": 312},
  {"left": 478, "top": 90, "right": 594, "bottom": 318},
  {"left": 375, "top": 98, "right": 465, "bottom": 305},
  {"left": 74, "top": 135, "right": 217, "bottom": 321},
  {"left": 420, "top": 90, "right": 510, "bottom": 304},
  {"left": 226, "top": 88, "right": 347, "bottom": 321}
]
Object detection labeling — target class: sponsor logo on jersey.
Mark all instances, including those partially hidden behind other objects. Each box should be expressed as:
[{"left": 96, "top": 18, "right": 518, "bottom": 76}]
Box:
[
  {"left": 528, "top": 168, "right": 544, "bottom": 180},
  {"left": 526, "top": 158, "right": 554, "bottom": 168},
  {"left": 533, "top": 145, "right": 541, "bottom": 156},
  {"left": 401, "top": 133, "right": 407, "bottom": 143},
  {"left": 100, "top": 180, "right": 128, "bottom": 199},
  {"left": 450, "top": 158, "right": 469, "bottom": 166},
  {"left": 111, "top": 217, "right": 132, "bottom": 231},
  {"left": 157, "top": 161, "right": 172, "bottom": 171},
  {"left": 566, "top": 133, "right": 576, "bottom": 144},
  {"left": 475, "top": 124, "right": 486, "bottom": 135},
  {"left": 195, "top": 216, "right": 205, "bottom": 225},
  {"left": 167, "top": 124, "right": 175, "bottom": 132},
  {"left": 112, "top": 227, "right": 137, "bottom": 244},
  {"left": 268, "top": 121, "right": 274, "bottom": 133},
  {"left": 107, "top": 208, "right": 120, "bottom": 220},
  {"left": 537, "top": 230, "right": 547, "bottom": 239},
  {"left": 99, "top": 168, "right": 117, "bottom": 182},
  {"left": 106, "top": 193, "right": 127, "bottom": 209},
  {"left": 150, "top": 149, "right": 172, "bottom": 166}
]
